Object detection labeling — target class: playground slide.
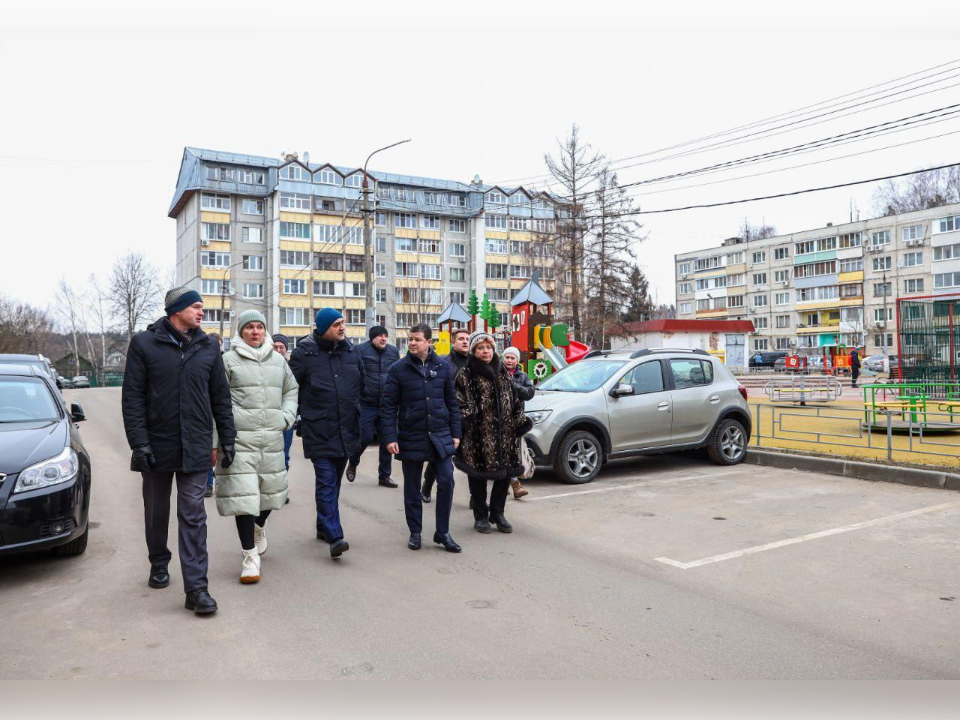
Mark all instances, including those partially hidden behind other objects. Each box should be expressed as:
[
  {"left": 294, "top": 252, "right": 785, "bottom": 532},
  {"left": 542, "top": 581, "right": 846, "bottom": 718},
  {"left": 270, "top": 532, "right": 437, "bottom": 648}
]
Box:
[
  {"left": 542, "top": 345, "right": 568, "bottom": 370},
  {"left": 565, "top": 339, "right": 590, "bottom": 364}
]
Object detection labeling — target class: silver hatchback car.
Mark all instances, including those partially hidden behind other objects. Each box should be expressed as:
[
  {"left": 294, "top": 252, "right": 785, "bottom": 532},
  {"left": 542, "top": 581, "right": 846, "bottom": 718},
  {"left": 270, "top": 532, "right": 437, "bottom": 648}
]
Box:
[{"left": 524, "top": 348, "right": 751, "bottom": 484}]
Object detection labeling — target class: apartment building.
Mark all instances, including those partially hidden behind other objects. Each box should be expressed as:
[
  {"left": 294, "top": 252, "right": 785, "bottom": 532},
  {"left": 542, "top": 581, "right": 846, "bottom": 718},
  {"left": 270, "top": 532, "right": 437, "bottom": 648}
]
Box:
[
  {"left": 674, "top": 202, "right": 960, "bottom": 357},
  {"left": 169, "top": 148, "right": 563, "bottom": 350}
]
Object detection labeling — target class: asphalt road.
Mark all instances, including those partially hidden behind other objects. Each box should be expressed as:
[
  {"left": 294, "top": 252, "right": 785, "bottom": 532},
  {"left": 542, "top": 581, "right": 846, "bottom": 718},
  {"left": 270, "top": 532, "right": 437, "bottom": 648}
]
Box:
[{"left": 1, "top": 387, "right": 958, "bottom": 679}]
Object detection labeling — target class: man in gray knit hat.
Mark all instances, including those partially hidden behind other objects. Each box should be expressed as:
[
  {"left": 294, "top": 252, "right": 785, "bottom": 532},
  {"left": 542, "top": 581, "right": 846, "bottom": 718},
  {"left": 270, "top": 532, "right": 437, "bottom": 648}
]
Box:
[{"left": 121, "top": 287, "right": 236, "bottom": 615}]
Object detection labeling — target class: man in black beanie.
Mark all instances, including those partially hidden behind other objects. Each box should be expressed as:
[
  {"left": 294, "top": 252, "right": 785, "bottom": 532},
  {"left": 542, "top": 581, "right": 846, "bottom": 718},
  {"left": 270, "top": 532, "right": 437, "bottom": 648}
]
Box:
[{"left": 347, "top": 324, "right": 400, "bottom": 487}]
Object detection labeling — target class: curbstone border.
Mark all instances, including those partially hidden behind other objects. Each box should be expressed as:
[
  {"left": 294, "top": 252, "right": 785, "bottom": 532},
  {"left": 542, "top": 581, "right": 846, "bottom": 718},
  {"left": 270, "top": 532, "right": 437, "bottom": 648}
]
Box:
[{"left": 744, "top": 449, "right": 960, "bottom": 490}]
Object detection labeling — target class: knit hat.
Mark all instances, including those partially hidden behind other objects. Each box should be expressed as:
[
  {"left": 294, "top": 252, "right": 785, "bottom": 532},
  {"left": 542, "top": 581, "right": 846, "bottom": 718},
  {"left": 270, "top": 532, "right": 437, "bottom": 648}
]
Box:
[
  {"left": 236, "top": 309, "right": 267, "bottom": 334},
  {"left": 164, "top": 287, "right": 203, "bottom": 316},
  {"left": 272, "top": 333, "right": 290, "bottom": 350},
  {"left": 468, "top": 330, "right": 496, "bottom": 355},
  {"left": 369, "top": 325, "right": 388, "bottom": 340},
  {"left": 315, "top": 307, "right": 343, "bottom": 336},
  {"left": 502, "top": 346, "right": 520, "bottom": 361}
]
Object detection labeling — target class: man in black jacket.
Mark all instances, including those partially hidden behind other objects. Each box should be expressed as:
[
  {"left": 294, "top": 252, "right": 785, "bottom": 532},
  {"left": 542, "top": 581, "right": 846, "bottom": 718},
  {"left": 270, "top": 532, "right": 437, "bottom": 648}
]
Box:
[
  {"left": 346, "top": 325, "right": 400, "bottom": 488},
  {"left": 381, "top": 324, "right": 462, "bottom": 553},
  {"left": 289, "top": 308, "right": 365, "bottom": 559},
  {"left": 121, "top": 287, "right": 236, "bottom": 615},
  {"left": 420, "top": 327, "right": 470, "bottom": 503}
]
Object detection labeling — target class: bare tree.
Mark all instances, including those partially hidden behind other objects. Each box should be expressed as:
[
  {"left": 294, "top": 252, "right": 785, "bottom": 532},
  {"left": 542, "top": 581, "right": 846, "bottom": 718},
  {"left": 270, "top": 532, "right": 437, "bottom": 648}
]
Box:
[
  {"left": 872, "top": 166, "right": 960, "bottom": 216},
  {"left": 109, "top": 252, "right": 162, "bottom": 343},
  {"left": 739, "top": 218, "right": 778, "bottom": 241},
  {"left": 53, "top": 278, "right": 85, "bottom": 376},
  {"left": 544, "top": 124, "right": 605, "bottom": 338},
  {"left": 0, "top": 295, "right": 55, "bottom": 355}
]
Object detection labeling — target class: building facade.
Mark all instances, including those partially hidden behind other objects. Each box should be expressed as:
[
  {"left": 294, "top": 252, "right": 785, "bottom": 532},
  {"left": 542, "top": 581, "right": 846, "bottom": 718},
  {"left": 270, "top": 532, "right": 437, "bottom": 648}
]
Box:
[
  {"left": 674, "top": 202, "right": 960, "bottom": 358},
  {"left": 169, "top": 147, "right": 565, "bottom": 350}
]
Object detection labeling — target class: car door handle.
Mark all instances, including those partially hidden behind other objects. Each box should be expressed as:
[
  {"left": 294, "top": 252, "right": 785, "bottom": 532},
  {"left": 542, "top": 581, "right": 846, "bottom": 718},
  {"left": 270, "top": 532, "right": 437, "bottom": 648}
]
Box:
[
  {"left": 658, "top": 401, "right": 669, "bottom": 410},
  {"left": 709, "top": 394, "right": 720, "bottom": 404}
]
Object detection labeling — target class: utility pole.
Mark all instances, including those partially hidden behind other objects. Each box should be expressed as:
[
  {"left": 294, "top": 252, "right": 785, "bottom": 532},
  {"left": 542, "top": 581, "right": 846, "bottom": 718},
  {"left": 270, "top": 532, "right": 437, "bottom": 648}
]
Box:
[
  {"left": 881, "top": 269, "right": 888, "bottom": 356},
  {"left": 218, "top": 259, "right": 245, "bottom": 343},
  {"left": 362, "top": 139, "right": 411, "bottom": 332}
]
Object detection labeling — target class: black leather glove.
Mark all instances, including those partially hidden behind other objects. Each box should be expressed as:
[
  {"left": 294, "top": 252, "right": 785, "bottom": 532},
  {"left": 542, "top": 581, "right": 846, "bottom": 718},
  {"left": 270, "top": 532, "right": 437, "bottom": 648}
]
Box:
[
  {"left": 132, "top": 445, "right": 155, "bottom": 473},
  {"left": 220, "top": 444, "right": 235, "bottom": 469}
]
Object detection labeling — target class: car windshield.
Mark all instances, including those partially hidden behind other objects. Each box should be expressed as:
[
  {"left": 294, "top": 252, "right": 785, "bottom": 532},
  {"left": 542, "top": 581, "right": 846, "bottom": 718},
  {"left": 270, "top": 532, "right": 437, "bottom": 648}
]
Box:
[
  {"left": 537, "top": 360, "right": 626, "bottom": 393},
  {"left": 0, "top": 377, "right": 60, "bottom": 423}
]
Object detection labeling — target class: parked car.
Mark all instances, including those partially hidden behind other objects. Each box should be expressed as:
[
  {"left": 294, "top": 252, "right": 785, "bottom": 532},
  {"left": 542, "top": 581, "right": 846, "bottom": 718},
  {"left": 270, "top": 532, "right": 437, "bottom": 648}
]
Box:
[
  {"left": 773, "top": 357, "right": 786, "bottom": 373},
  {"left": 71, "top": 376, "right": 90, "bottom": 388},
  {"left": 57, "top": 375, "right": 75, "bottom": 389},
  {"left": 0, "top": 364, "right": 92, "bottom": 557},
  {"left": 524, "top": 348, "right": 751, "bottom": 484},
  {"left": 863, "top": 354, "right": 899, "bottom": 373},
  {"left": 749, "top": 351, "right": 788, "bottom": 369},
  {"left": 0, "top": 354, "right": 58, "bottom": 386}
]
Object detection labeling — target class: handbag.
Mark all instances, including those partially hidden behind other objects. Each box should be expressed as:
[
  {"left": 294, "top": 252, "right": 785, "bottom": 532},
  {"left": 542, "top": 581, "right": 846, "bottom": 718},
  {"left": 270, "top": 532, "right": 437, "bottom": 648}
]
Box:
[{"left": 519, "top": 437, "right": 536, "bottom": 480}]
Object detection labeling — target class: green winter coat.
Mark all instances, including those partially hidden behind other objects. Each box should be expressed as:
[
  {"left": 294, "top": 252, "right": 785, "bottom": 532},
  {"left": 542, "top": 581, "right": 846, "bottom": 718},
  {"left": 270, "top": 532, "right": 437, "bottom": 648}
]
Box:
[{"left": 214, "top": 338, "right": 299, "bottom": 517}]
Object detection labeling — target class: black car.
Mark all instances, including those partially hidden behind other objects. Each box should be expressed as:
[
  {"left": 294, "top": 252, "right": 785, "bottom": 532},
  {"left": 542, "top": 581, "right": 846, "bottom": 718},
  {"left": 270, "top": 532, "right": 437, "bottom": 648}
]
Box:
[
  {"left": 0, "top": 364, "right": 91, "bottom": 556},
  {"left": 748, "top": 351, "right": 788, "bottom": 369}
]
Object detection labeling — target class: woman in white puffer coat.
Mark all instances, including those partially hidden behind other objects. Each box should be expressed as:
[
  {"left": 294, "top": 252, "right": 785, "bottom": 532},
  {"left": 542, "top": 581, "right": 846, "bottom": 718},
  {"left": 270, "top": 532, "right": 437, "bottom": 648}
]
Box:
[{"left": 215, "top": 310, "right": 298, "bottom": 584}]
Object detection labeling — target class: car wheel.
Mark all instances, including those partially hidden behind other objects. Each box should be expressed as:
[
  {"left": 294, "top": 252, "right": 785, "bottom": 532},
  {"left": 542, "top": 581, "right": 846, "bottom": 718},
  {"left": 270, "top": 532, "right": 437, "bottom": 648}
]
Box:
[
  {"left": 554, "top": 430, "right": 602, "bottom": 484},
  {"left": 707, "top": 419, "right": 747, "bottom": 466},
  {"left": 53, "top": 527, "right": 89, "bottom": 557}
]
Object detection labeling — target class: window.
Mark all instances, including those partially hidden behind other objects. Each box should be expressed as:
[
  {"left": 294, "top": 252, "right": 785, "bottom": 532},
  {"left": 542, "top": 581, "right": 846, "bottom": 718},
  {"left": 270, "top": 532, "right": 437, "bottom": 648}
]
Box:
[
  {"left": 902, "top": 224, "right": 923, "bottom": 241},
  {"left": 840, "top": 283, "right": 862, "bottom": 298},
  {"left": 839, "top": 258, "right": 863, "bottom": 273},
  {"left": 486, "top": 263, "right": 507, "bottom": 279},
  {"left": 874, "top": 333, "right": 894, "bottom": 348},
  {"left": 238, "top": 169, "right": 265, "bottom": 185},
  {"left": 422, "top": 264, "right": 441, "bottom": 280},
  {"left": 714, "top": 276, "right": 728, "bottom": 288},
  {"left": 346, "top": 256, "right": 364, "bottom": 273},
  {"left": 776, "top": 315, "right": 790, "bottom": 329},
  {"left": 904, "top": 278, "right": 924, "bottom": 293},
  {"left": 619, "top": 361, "right": 665, "bottom": 395},
  {"left": 541, "top": 267, "right": 555, "bottom": 279},
  {"left": 678, "top": 262, "right": 691, "bottom": 275},
  {"left": 280, "top": 221, "right": 310, "bottom": 240},
  {"left": 242, "top": 283, "right": 263, "bottom": 299},
  {"left": 346, "top": 309, "right": 366, "bottom": 325},
  {"left": 395, "top": 213, "right": 417, "bottom": 228},
  {"left": 754, "top": 317, "right": 768, "bottom": 329},
  {"left": 205, "top": 166, "right": 235, "bottom": 182},
  {"left": 373, "top": 212, "right": 387, "bottom": 228},
  {"left": 422, "top": 215, "right": 441, "bottom": 229},
  {"left": 282, "top": 308, "right": 308, "bottom": 326},
  {"left": 839, "top": 232, "right": 861, "bottom": 248},
  {"left": 511, "top": 265, "right": 532, "bottom": 279},
  {"left": 280, "top": 165, "right": 309, "bottom": 181},
  {"left": 376, "top": 262, "right": 386, "bottom": 278},
  {"left": 449, "top": 243, "right": 466, "bottom": 259},
  {"left": 795, "top": 240, "right": 816, "bottom": 255},
  {"left": 696, "top": 256, "right": 723, "bottom": 271},
  {"left": 774, "top": 247, "right": 789, "bottom": 260},
  {"left": 509, "top": 217, "right": 530, "bottom": 231},
  {"left": 201, "top": 193, "right": 231, "bottom": 211},
  {"left": 344, "top": 173, "right": 364, "bottom": 188},
  {"left": 447, "top": 193, "right": 466, "bottom": 207},
  {"left": 751, "top": 251, "right": 766, "bottom": 264},
  {"left": 450, "top": 267, "right": 465, "bottom": 282},
  {"left": 670, "top": 359, "right": 713, "bottom": 389},
  {"left": 242, "top": 255, "right": 263, "bottom": 271},
  {"left": 241, "top": 227, "right": 262, "bottom": 243},
  {"left": 396, "top": 262, "right": 419, "bottom": 278},
  {"left": 419, "top": 288, "right": 442, "bottom": 304},
  {"left": 534, "top": 218, "right": 554, "bottom": 233},
  {"left": 798, "top": 285, "right": 840, "bottom": 302},
  {"left": 774, "top": 269, "right": 790, "bottom": 283},
  {"left": 935, "top": 272, "right": 960, "bottom": 289},
  {"left": 509, "top": 193, "right": 531, "bottom": 208},
  {"left": 396, "top": 238, "right": 417, "bottom": 252},
  {"left": 728, "top": 251, "right": 744, "bottom": 264},
  {"left": 450, "top": 291, "right": 465, "bottom": 305},
  {"left": 874, "top": 308, "right": 893, "bottom": 323},
  {"left": 313, "top": 253, "right": 343, "bottom": 271},
  {"left": 679, "top": 282, "right": 693, "bottom": 295},
  {"left": 728, "top": 295, "right": 744, "bottom": 308},
  {"left": 376, "top": 236, "right": 386, "bottom": 253},
  {"left": 376, "top": 288, "right": 387, "bottom": 303},
  {"left": 873, "top": 282, "right": 892, "bottom": 297},
  {"left": 201, "top": 222, "right": 231, "bottom": 241},
  {"left": 509, "top": 240, "right": 524, "bottom": 255},
  {"left": 794, "top": 260, "right": 837, "bottom": 278},
  {"left": 728, "top": 273, "right": 745, "bottom": 286},
  {"left": 486, "top": 214, "right": 508, "bottom": 230},
  {"left": 680, "top": 302, "right": 692, "bottom": 314},
  {"left": 280, "top": 250, "right": 310, "bottom": 268},
  {"left": 753, "top": 295, "right": 768, "bottom": 307},
  {"left": 313, "top": 281, "right": 335, "bottom": 297},
  {"left": 818, "top": 236, "right": 838, "bottom": 251},
  {"left": 420, "top": 239, "right": 441, "bottom": 255},
  {"left": 695, "top": 279, "right": 709, "bottom": 290},
  {"left": 486, "top": 238, "right": 508, "bottom": 254},
  {"left": 283, "top": 279, "right": 307, "bottom": 295},
  {"left": 904, "top": 251, "right": 923, "bottom": 267},
  {"left": 201, "top": 279, "right": 230, "bottom": 295},
  {"left": 775, "top": 292, "right": 790, "bottom": 305},
  {"left": 753, "top": 272, "right": 767, "bottom": 286},
  {"left": 934, "top": 243, "right": 960, "bottom": 261},
  {"left": 201, "top": 309, "right": 231, "bottom": 324},
  {"left": 314, "top": 168, "right": 341, "bottom": 185},
  {"left": 449, "top": 219, "right": 466, "bottom": 233},
  {"left": 753, "top": 339, "right": 769, "bottom": 351},
  {"left": 934, "top": 215, "right": 960, "bottom": 234},
  {"left": 200, "top": 251, "right": 230, "bottom": 268},
  {"left": 871, "top": 230, "right": 891, "bottom": 246},
  {"left": 873, "top": 256, "right": 892, "bottom": 271},
  {"left": 486, "top": 191, "right": 506, "bottom": 205},
  {"left": 278, "top": 192, "right": 310, "bottom": 211}
]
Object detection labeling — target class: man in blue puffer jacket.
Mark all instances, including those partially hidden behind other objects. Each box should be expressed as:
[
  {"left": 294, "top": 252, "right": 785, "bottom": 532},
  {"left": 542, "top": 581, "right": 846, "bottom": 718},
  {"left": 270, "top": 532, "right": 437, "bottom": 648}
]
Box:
[{"left": 380, "top": 324, "right": 463, "bottom": 553}]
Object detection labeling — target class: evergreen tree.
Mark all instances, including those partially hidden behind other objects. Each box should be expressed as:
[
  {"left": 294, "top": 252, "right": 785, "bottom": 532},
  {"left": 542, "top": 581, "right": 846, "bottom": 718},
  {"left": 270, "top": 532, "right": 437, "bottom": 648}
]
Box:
[
  {"left": 487, "top": 303, "right": 501, "bottom": 331},
  {"left": 467, "top": 289, "right": 480, "bottom": 316},
  {"left": 620, "top": 264, "right": 654, "bottom": 324},
  {"left": 480, "top": 293, "right": 491, "bottom": 330}
]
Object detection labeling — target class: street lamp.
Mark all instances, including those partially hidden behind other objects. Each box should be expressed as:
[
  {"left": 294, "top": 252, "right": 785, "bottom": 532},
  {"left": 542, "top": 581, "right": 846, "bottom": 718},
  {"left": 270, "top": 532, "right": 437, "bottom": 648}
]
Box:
[{"left": 362, "top": 139, "right": 411, "bottom": 331}]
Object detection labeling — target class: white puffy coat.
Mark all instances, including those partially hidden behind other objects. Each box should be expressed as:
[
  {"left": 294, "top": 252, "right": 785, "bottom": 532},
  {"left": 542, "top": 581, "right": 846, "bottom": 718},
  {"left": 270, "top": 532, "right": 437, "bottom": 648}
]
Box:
[{"left": 215, "top": 338, "right": 299, "bottom": 516}]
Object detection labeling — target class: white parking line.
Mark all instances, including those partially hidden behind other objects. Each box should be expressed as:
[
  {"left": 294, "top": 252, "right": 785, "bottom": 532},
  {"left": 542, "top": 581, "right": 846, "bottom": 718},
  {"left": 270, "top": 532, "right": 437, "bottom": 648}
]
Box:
[
  {"left": 529, "top": 469, "right": 739, "bottom": 502},
  {"left": 656, "top": 499, "right": 960, "bottom": 570}
]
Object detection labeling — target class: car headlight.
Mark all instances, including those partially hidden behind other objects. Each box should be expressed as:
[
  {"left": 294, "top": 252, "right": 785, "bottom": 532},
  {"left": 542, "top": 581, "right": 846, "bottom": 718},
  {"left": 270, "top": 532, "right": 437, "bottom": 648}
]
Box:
[
  {"left": 14, "top": 447, "right": 79, "bottom": 494},
  {"left": 527, "top": 410, "right": 552, "bottom": 425}
]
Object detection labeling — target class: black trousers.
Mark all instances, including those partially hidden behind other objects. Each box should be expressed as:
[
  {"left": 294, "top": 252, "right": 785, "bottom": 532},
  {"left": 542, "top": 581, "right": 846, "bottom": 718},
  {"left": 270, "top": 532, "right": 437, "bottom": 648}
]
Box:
[
  {"left": 468, "top": 476, "right": 510, "bottom": 518},
  {"left": 235, "top": 510, "right": 272, "bottom": 550},
  {"left": 141, "top": 470, "right": 208, "bottom": 593},
  {"left": 422, "top": 463, "right": 436, "bottom": 496}
]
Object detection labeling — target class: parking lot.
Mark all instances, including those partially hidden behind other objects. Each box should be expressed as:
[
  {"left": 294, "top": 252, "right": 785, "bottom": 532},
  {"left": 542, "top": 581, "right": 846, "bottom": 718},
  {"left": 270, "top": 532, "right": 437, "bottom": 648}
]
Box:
[{"left": 1, "top": 388, "right": 958, "bottom": 679}]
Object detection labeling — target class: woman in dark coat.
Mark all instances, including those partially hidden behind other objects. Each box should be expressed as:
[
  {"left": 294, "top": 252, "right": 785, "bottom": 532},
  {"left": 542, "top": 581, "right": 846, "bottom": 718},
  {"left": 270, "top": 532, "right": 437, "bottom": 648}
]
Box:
[{"left": 454, "top": 331, "right": 532, "bottom": 534}]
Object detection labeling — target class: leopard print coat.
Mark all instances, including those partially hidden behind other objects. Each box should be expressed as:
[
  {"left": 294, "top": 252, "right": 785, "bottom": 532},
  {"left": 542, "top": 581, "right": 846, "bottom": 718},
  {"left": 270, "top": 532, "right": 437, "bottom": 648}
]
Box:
[{"left": 454, "top": 354, "right": 533, "bottom": 480}]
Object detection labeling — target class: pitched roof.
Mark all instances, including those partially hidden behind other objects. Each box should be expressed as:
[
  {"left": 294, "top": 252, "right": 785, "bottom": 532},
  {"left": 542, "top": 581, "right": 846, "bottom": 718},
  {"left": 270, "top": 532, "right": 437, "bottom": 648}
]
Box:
[
  {"left": 438, "top": 302, "right": 472, "bottom": 324},
  {"left": 510, "top": 273, "right": 553, "bottom": 307}
]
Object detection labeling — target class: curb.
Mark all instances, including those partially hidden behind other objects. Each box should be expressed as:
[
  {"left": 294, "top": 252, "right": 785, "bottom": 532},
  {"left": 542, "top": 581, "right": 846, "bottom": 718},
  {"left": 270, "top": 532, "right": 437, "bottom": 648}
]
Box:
[{"left": 744, "top": 449, "right": 960, "bottom": 491}]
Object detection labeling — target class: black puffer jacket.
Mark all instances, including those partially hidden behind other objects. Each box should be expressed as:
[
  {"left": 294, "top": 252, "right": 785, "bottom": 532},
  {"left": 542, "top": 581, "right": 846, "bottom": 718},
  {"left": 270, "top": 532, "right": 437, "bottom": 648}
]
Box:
[
  {"left": 289, "top": 332, "right": 365, "bottom": 459},
  {"left": 357, "top": 340, "right": 401, "bottom": 406},
  {"left": 507, "top": 367, "right": 536, "bottom": 403},
  {"left": 121, "top": 318, "right": 235, "bottom": 473},
  {"left": 380, "top": 349, "right": 462, "bottom": 462}
]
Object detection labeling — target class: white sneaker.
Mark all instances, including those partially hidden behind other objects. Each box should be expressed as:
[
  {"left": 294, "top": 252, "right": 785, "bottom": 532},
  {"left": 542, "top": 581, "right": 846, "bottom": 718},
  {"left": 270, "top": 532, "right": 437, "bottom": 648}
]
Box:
[
  {"left": 254, "top": 523, "right": 268, "bottom": 555},
  {"left": 240, "top": 547, "right": 261, "bottom": 584}
]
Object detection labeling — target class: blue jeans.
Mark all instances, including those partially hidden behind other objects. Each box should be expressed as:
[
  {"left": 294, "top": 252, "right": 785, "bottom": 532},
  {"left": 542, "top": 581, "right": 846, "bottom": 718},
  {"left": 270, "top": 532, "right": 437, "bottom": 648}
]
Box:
[
  {"left": 206, "top": 468, "right": 214, "bottom": 488},
  {"left": 283, "top": 427, "right": 295, "bottom": 471},
  {"left": 401, "top": 452, "right": 454, "bottom": 535},
  {"left": 312, "top": 457, "right": 347, "bottom": 543},
  {"left": 350, "top": 404, "right": 392, "bottom": 480}
]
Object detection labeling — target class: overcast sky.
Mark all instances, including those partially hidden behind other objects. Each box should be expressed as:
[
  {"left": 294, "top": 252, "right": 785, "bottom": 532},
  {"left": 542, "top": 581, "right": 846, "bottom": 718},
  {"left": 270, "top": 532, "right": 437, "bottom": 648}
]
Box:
[{"left": 3, "top": 0, "right": 960, "bottom": 311}]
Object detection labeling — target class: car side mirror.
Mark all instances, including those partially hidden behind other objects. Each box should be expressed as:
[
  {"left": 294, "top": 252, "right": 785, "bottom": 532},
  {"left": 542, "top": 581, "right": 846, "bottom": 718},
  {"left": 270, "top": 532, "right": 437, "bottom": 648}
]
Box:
[
  {"left": 70, "top": 403, "right": 86, "bottom": 422},
  {"left": 610, "top": 384, "right": 635, "bottom": 397}
]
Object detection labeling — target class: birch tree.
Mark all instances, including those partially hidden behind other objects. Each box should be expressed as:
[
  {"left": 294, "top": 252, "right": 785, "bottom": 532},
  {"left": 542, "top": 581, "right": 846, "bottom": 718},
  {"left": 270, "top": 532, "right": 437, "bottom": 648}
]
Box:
[{"left": 109, "top": 252, "right": 161, "bottom": 343}]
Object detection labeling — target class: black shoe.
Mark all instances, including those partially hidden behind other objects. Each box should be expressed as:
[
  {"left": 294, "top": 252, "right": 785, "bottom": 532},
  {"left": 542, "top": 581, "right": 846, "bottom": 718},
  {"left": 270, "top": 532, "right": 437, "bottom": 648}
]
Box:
[
  {"left": 329, "top": 539, "right": 349, "bottom": 558},
  {"left": 285, "top": 497, "right": 290, "bottom": 505},
  {"left": 433, "top": 532, "right": 462, "bottom": 553},
  {"left": 379, "top": 476, "right": 398, "bottom": 488},
  {"left": 408, "top": 532, "right": 421, "bottom": 550},
  {"left": 346, "top": 462, "right": 357, "bottom": 482},
  {"left": 204, "top": 485, "right": 213, "bottom": 498},
  {"left": 148, "top": 565, "right": 170, "bottom": 589},
  {"left": 317, "top": 530, "right": 329, "bottom": 542},
  {"left": 184, "top": 588, "right": 218, "bottom": 615},
  {"left": 421, "top": 493, "right": 431, "bottom": 504},
  {"left": 489, "top": 512, "right": 513, "bottom": 533},
  {"left": 473, "top": 517, "right": 492, "bottom": 534}
]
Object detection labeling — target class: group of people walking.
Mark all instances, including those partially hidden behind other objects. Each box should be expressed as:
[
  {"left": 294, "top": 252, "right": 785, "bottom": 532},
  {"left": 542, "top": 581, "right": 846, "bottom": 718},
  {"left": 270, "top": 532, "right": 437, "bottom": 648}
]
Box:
[{"left": 121, "top": 288, "right": 534, "bottom": 615}]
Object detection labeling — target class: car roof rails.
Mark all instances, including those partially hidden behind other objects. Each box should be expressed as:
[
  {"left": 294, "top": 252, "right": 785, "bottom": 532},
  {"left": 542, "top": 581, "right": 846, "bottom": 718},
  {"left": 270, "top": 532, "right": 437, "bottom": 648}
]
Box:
[
  {"left": 629, "top": 348, "right": 709, "bottom": 359},
  {"left": 582, "top": 349, "right": 612, "bottom": 360}
]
